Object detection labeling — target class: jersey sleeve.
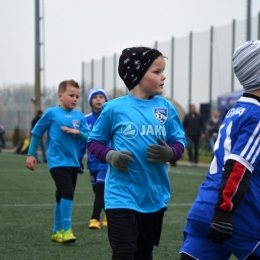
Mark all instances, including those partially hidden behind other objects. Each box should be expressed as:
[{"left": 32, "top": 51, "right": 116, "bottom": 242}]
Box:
[{"left": 213, "top": 159, "right": 251, "bottom": 223}]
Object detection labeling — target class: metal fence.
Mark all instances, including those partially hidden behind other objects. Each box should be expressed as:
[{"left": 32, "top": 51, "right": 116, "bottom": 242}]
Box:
[
  {"left": 81, "top": 14, "right": 260, "bottom": 116},
  {"left": 2, "top": 14, "right": 260, "bottom": 137}
]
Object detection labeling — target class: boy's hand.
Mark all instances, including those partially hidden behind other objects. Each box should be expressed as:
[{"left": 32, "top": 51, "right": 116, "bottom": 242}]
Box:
[
  {"left": 77, "top": 159, "right": 84, "bottom": 174},
  {"left": 61, "top": 126, "right": 80, "bottom": 135},
  {"left": 147, "top": 137, "right": 173, "bottom": 163},
  {"left": 26, "top": 156, "right": 38, "bottom": 171},
  {"left": 207, "top": 221, "right": 232, "bottom": 244},
  {"left": 106, "top": 150, "right": 133, "bottom": 172}
]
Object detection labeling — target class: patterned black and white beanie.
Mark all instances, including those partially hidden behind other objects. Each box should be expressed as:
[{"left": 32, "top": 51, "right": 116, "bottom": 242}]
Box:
[
  {"left": 233, "top": 40, "right": 260, "bottom": 93},
  {"left": 118, "top": 47, "right": 162, "bottom": 91}
]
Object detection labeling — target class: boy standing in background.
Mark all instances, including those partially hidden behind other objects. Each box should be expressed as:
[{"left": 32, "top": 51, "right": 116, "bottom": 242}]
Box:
[
  {"left": 78, "top": 87, "right": 109, "bottom": 229},
  {"left": 26, "top": 80, "right": 90, "bottom": 244}
]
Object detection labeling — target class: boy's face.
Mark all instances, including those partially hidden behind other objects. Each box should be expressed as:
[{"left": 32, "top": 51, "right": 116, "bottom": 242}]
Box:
[
  {"left": 91, "top": 94, "right": 106, "bottom": 111},
  {"left": 137, "top": 56, "right": 166, "bottom": 97},
  {"left": 58, "top": 85, "right": 80, "bottom": 110}
]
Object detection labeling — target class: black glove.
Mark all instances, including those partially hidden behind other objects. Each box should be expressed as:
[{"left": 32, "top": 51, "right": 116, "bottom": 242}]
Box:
[
  {"left": 207, "top": 221, "right": 232, "bottom": 244},
  {"left": 106, "top": 150, "right": 133, "bottom": 172},
  {"left": 147, "top": 137, "right": 173, "bottom": 163},
  {"left": 77, "top": 159, "right": 84, "bottom": 174}
]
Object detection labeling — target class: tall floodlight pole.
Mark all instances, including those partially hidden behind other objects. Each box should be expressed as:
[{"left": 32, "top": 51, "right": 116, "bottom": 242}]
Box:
[
  {"left": 247, "top": 0, "right": 251, "bottom": 41},
  {"left": 35, "top": 0, "right": 41, "bottom": 113}
]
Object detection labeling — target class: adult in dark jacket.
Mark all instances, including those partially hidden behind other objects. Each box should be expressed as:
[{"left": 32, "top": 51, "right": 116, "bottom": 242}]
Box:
[
  {"left": 183, "top": 104, "right": 206, "bottom": 165},
  {"left": 0, "top": 122, "right": 5, "bottom": 153},
  {"left": 31, "top": 110, "right": 47, "bottom": 163}
]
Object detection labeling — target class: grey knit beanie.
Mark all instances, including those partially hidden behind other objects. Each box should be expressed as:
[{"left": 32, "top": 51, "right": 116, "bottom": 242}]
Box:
[{"left": 233, "top": 40, "right": 260, "bottom": 93}]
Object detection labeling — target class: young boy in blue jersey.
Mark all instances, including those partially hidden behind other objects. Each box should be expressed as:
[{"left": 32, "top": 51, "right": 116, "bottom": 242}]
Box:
[
  {"left": 87, "top": 47, "right": 186, "bottom": 260},
  {"left": 78, "top": 87, "right": 109, "bottom": 229},
  {"left": 25, "top": 80, "right": 90, "bottom": 244},
  {"left": 179, "top": 40, "right": 260, "bottom": 260}
]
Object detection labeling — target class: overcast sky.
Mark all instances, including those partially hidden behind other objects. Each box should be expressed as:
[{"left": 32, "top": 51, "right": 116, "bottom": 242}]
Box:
[{"left": 1, "top": 0, "right": 260, "bottom": 89}]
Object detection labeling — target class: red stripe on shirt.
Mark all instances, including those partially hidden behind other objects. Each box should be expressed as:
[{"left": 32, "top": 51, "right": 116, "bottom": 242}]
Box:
[{"left": 219, "top": 161, "right": 246, "bottom": 212}]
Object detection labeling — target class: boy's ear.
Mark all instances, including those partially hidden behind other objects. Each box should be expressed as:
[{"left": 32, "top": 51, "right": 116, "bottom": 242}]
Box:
[{"left": 58, "top": 93, "right": 62, "bottom": 100}]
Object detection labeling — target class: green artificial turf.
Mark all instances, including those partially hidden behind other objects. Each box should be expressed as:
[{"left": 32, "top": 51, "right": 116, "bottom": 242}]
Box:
[{"left": 0, "top": 150, "right": 236, "bottom": 260}]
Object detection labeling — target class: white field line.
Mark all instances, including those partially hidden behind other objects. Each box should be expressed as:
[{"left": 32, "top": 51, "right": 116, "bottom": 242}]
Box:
[
  {"left": 1, "top": 170, "right": 201, "bottom": 208},
  {"left": 1, "top": 203, "right": 192, "bottom": 208}
]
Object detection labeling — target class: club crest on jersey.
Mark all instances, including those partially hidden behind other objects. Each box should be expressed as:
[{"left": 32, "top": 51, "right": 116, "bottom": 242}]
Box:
[
  {"left": 153, "top": 108, "right": 168, "bottom": 125},
  {"left": 72, "top": 120, "right": 80, "bottom": 129}
]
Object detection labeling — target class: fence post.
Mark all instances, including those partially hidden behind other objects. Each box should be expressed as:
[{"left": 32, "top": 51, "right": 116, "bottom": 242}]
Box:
[
  {"left": 171, "top": 37, "right": 174, "bottom": 100},
  {"left": 91, "top": 59, "right": 94, "bottom": 89},
  {"left": 154, "top": 41, "right": 158, "bottom": 49},
  {"left": 81, "top": 61, "right": 85, "bottom": 114},
  {"left": 209, "top": 26, "right": 214, "bottom": 113},
  {"left": 231, "top": 19, "right": 236, "bottom": 92},
  {"left": 188, "top": 31, "right": 193, "bottom": 109},
  {"left": 102, "top": 56, "right": 105, "bottom": 90},
  {"left": 247, "top": 0, "right": 251, "bottom": 41},
  {"left": 113, "top": 53, "right": 117, "bottom": 98}
]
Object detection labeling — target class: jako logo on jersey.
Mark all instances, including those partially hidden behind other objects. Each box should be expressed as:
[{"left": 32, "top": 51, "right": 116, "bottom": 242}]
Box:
[
  {"left": 121, "top": 122, "right": 166, "bottom": 140},
  {"left": 153, "top": 108, "right": 168, "bottom": 125},
  {"left": 121, "top": 122, "right": 138, "bottom": 139},
  {"left": 72, "top": 120, "right": 80, "bottom": 129}
]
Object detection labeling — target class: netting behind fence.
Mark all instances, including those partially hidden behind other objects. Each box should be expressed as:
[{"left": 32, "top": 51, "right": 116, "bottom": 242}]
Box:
[
  {"left": 82, "top": 15, "right": 260, "bottom": 114},
  {"left": 2, "top": 15, "right": 260, "bottom": 136}
]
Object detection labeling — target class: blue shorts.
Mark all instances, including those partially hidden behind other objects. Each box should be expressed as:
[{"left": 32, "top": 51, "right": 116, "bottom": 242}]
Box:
[
  {"left": 179, "top": 219, "right": 260, "bottom": 260},
  {"left": 89, "top": 170, "right": 106, "bottom": 185}
]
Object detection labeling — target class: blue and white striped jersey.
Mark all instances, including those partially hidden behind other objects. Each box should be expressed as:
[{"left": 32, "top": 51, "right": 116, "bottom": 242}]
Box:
[{"left": 188, "top": 95, "right": 260, "bottom": 239}]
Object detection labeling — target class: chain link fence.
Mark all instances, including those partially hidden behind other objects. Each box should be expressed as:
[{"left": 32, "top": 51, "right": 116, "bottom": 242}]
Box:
[
  {"left": 1, "top": 14, "right": 260, "bottom": 143},
  {"left": 81, "top": 15, "right": 260, "bottom": 116}
]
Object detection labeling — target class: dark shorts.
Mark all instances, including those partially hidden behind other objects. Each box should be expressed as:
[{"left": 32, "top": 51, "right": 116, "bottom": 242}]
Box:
[
  {"left": 180, "top": 219, "right": 260, "bottom": 260},
  {"left": 106, "top": 208, "right": 165, "bottom": 260},
  {"left": 50, "top": 167, "right": 78, "bottom": 202}
]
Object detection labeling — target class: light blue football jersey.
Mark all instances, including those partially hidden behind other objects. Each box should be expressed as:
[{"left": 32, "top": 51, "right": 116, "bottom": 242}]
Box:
[
  {"left": 188, "top": 96, "right": 260, "bottom": 239},
  {"left": 88, "top": 94, "right": 186, "bottom": 213},
  {"left": 32, "top": 105, "right": 90, "bottom": 170}
]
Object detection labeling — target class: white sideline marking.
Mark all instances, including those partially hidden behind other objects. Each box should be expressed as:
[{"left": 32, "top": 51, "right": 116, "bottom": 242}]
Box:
[{"left": 1, "top": 203, "right": 192, "bottom": 208}]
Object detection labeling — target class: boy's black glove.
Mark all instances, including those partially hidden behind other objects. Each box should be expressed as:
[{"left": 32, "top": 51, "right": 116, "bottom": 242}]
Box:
[
  {"left": 207, "top": 221, "right": 232, "bottom": 244},
  {"left": 106, "top": 150, "right": 133, "bottom": 172},
  {"left": 77, "top": 159, "right": 84, "bottom": 174},
  {"left": 147, "top": 137, "right": 173, "bottom": 163}
]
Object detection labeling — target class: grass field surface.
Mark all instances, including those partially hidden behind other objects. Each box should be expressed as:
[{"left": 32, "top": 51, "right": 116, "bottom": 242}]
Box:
[{"left": 0, "top": 150, "right": 236, "bottom": 260}]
